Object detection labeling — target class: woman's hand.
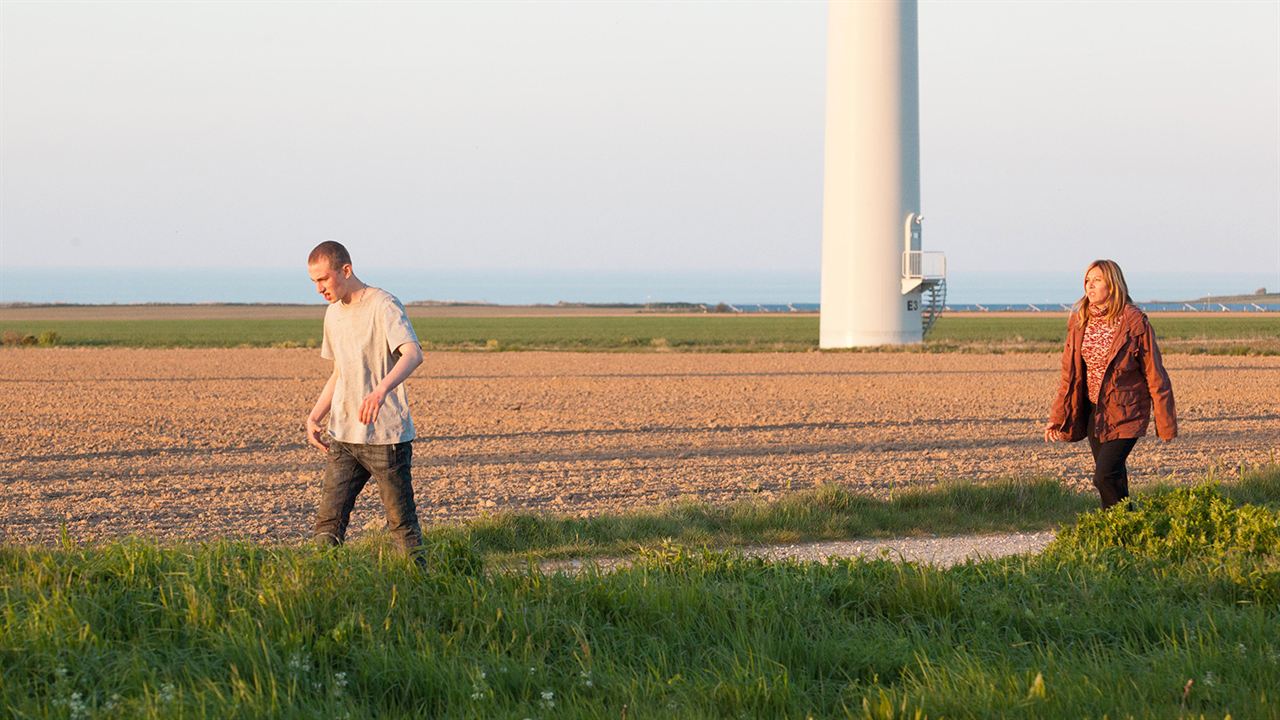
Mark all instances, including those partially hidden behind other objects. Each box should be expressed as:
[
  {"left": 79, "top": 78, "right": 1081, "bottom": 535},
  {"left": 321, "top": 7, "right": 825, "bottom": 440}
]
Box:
[{"left": 1043, "top": 422, "right": 1066, "bottom": 443}]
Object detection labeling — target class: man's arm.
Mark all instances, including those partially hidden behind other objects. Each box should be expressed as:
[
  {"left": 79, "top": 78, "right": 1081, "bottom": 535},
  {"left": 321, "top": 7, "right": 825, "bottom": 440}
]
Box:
[
  {"left": 358, "top": 342, "right": 424, "bottom": 425},
  {"left": 306, "top": 367, "right": 339, "bottom": 451}
]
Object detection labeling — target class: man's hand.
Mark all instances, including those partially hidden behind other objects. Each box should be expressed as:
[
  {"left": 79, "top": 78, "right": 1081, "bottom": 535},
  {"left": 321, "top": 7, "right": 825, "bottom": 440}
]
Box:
[
  {"left": 306, "top": 415, "right": 330, "bottom": 452},
  {"left": 359, "top": 389, "right": 386, "bottom": 425}
]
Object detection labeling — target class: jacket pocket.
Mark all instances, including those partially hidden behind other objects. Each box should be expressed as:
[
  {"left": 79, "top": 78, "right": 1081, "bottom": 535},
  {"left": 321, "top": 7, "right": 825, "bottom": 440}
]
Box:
[
  {"left": 1114, "top": 342, "right": 1142, "bottom": 374},
  {"left": 1108, "top": 388, "right": 1149, "bottom": 425}
]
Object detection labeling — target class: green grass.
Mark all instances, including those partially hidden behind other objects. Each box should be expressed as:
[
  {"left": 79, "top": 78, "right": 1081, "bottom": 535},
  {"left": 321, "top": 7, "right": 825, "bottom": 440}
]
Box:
[
  {"left": 443, "top": 477, "right": 1095, "bottom": 562},
  {"left": 934, "top": 315, "right": 1280, "bottom": 343},
  {"left": 5, "top": 469, "right": 1280, "bottom": 718},
  {"left": 442, "top": 465, "right": 1280, "bottom": 563},
  {"left": 0, "top": 319, "right": 327, "bottom": 348},
  {"left": 2, "top": 315, "right": 1279, "bottom": 353},
  {"left": 1219, "top": 463, "right": 1280, "bottom": 510},
  {"left": 926, "top": 316, "right": 1280, "bottom": 355},
  {"left": 0, "top": 316, "right": 812, "bottom": 351}
]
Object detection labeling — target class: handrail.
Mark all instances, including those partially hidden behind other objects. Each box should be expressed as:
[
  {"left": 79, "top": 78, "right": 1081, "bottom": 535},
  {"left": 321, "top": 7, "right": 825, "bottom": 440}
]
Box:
[{"left": 902, "top": 251, "right": 946, "bottom": 279}]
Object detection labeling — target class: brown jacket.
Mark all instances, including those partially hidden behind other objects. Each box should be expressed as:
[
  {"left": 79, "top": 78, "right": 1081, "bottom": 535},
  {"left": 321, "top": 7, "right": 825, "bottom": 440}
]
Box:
[{"left": 1048, "top": 303, "right": 1177, "bottom": 443}]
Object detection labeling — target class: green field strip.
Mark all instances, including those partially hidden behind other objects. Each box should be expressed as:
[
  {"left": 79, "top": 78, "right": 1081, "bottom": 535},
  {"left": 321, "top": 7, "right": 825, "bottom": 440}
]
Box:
[{"left": 2, "top": 315, "right": 1278, "bottom": 351}]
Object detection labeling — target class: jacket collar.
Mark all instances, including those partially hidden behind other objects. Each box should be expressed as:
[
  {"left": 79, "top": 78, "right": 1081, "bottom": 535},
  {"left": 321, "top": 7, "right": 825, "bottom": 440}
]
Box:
[{"left": 1100, "top": 304, "right": 1139, "bottom": 370}]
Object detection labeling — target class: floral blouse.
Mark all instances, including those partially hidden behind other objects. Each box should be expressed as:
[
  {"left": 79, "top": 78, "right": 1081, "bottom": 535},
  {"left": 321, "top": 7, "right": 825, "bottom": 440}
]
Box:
[{"left": 1080, "top": 305, "right": 1119, "bottom": 404}]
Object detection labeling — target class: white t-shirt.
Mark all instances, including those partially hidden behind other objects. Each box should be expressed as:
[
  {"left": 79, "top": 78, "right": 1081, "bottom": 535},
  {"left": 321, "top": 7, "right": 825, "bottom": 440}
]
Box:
[{"left": 320, "top": 287, "right": 419, "bottom": 444}]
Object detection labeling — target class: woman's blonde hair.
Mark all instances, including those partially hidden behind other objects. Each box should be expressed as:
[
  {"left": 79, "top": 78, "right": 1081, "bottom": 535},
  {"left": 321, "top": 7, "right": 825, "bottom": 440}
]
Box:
[{"left": 1074, "top": 259, "right": 1133, "bottom": 326}]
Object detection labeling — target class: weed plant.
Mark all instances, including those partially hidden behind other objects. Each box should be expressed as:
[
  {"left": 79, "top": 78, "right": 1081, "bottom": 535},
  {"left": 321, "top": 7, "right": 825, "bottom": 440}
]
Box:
[{"left": 5, "top": 479, "right": 1279, "bottom": 718}]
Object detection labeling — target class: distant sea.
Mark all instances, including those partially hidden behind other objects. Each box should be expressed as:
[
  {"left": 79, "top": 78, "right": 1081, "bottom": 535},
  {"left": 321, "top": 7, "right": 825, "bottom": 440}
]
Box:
[{"left": 0, "top": 267, "right": 1274, "bottom": 306}]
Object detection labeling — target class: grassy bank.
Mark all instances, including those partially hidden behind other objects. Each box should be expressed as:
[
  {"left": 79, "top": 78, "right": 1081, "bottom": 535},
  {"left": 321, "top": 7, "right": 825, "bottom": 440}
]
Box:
[
  {"left": 447, "top": 477, "right": 1094, "bottom": 562},
  {"left": 446, "top": 466, "right": 1280, "bottom": 562},
  {"left": 2, "top": 315, "right": 1279, "bottom": 353},
  {"left": 5, "top": 470, "right": 1280, "bottom": 718}
]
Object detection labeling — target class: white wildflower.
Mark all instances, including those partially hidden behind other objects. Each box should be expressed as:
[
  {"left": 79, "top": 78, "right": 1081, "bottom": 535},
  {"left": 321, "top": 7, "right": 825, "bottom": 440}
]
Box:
[
  {"left": 1236, "top": 642, "right": 1247, "bottom": 656},
  {"left": 158, "top": 683, "right": 177, "bottom": 703},
  {"left": 54, "top": 666, "right": 69, "bottom": 681},
  {"left": 580, "top": 669, "right": 594, "bottom": 688},
  {"left": 64, "top": 692, "right": 88, "bottom": 720},
  {"left": 470, "top": 669, "right": 489, "bottom": 701},
  {"left": 287, "top": 651, "right": 312, "bottom": 674},
  {"left": 540, "top": 689, "right": 555, "bottom": 708},
  {"left": 1202, "top": 671, "right": 1217, "bottom": 687}
]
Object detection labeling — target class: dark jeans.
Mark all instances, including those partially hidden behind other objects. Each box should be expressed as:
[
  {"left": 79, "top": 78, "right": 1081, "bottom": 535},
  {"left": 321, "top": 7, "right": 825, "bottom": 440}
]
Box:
[
  {"left": 1085, "top": 402, "right": 1138, "bottom": 509},
  {"left": 314, "top": 440, "right": 422, "bottom": 551}
]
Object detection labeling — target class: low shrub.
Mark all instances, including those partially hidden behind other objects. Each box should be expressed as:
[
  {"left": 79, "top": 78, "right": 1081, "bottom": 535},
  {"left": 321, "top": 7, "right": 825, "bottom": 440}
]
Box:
[{"left": 1051, "top": 484, "right": 1280, "bottom": 561}]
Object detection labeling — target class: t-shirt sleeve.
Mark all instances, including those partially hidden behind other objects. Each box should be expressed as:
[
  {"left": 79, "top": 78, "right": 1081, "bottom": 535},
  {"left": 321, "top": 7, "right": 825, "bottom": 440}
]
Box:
[
  {"left": 381, "top": 296, "right": 419, "bottom": 355},
  {"left": 320, "top": 311, "right": 334, "bottom": 360}
]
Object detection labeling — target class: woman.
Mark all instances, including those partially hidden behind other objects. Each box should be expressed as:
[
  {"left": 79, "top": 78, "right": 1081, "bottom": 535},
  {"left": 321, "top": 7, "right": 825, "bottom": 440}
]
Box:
[{"left": 1044, "top": 259, "right": 1177, "bottom": 508}]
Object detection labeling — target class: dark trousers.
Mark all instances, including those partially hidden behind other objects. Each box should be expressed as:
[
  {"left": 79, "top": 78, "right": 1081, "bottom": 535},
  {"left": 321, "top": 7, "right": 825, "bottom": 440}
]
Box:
[
  {"left": 1085, "top": 402, "right": 1138, "bottom": 509},
  {"left": 314, "top": 440, "right": 422, "bottom": 551}
]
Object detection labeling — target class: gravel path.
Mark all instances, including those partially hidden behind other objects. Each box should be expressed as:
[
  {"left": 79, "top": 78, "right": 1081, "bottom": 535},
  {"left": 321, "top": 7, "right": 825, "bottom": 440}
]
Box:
[
  {"left": 540, "top": 530, "right": 1058, "bottom": 574},
  {"left": 745, "top": 529, "right": 1057, "bottom": 565}
]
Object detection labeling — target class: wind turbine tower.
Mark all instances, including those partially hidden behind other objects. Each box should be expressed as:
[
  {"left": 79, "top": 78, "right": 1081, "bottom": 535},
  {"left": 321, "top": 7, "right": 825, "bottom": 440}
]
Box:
[{"left": 820, "top": 0, "right": 946, "bottom": 348}]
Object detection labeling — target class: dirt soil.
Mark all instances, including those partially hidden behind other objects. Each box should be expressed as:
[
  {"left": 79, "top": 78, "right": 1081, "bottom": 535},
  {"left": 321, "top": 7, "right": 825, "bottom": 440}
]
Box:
[{"left": 3, "top": 349, "right": 1276, "bottom": 545}]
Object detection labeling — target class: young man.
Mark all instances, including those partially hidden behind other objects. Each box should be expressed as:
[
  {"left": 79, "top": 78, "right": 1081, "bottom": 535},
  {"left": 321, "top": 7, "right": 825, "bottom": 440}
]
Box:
[{"left": 305, "top": 241, "right": 424, "bottom": 552}]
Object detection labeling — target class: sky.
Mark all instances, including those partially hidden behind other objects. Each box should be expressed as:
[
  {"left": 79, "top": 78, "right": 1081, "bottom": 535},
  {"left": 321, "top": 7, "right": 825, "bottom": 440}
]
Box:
[{"left": 1, "top": 0, "right": 1277, "bottom": 302}]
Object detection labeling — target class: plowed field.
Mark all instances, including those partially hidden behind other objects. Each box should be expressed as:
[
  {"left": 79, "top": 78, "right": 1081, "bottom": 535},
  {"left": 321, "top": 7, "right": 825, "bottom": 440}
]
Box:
[{"left": 3, "top": 349, "right": 1276, "bottom": 544}]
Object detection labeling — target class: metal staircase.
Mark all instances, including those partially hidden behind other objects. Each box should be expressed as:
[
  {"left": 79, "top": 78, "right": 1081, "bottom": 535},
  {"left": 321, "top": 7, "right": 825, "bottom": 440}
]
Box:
[
  {"left": 900, "top": 213, "right": 946, "bottom": 339},
  {"left": 921, "top": 277, "right": 946, "bottom": 337}
]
